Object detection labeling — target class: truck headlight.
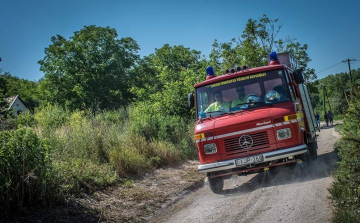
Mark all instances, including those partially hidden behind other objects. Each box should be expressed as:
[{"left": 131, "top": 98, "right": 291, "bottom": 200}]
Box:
[
  {"left": 204, "top": 143, "right": 217, "bottom": 154},
  {"left": 277, "top": 128, "right": 292, "bottom": 140}
]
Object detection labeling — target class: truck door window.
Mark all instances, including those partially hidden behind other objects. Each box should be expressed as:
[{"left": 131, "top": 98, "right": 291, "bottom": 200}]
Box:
[
  {"left": 284, "top": 69, "right": 298, "bottom": 100},
  {"left": 197, "top": 91, "right": 209, "bottom": 112},
  {"left": 288, "top": 85, "right": 296, "bottom": 100}
]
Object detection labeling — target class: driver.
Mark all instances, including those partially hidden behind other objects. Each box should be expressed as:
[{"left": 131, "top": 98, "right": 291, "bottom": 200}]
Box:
[
  {"left": 273, "top": 85, "right": 290, "bottom": 99},
  {"left": 231, "top": 85, "right": 248, "bottom": 108},
  {"left": 205, "top": 91, "right": 230, "bottom": 112}
]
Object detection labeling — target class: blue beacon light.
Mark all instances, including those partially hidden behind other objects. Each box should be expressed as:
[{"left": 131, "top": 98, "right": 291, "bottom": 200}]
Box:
[
  {"left": 269, "top": 52, "right": 278, "bottom": 61},
  {"left": 206, "top": 66, "right": 215, "bottom": 75},
  {"left": 206, "top": 66, "right": 216, "bottom": 80},
  {"left": 269, "top": 52, "right": 280, "bottom": 65}
]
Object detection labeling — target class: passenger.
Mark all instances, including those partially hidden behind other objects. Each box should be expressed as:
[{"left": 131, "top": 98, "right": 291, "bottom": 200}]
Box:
[
  {"left": 328, "top": 110, "right": 334, "bottom": 126},
  {"left": 315, "top": 113, "right": 320, "bottom": 127},
  {"left": 231, "top": 85, "right": 248, "bottom": 108},
  {"left": 324, "top": 113, "right": 329, "bottom": 126},
  {"left": 205, "top": 91, "right": 230, "bottom": 112}
]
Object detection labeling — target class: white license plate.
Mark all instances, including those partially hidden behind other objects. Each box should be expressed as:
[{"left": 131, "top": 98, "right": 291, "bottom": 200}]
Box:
[{"left": 236, "top": 155, "right": 264, "bottom": 166}]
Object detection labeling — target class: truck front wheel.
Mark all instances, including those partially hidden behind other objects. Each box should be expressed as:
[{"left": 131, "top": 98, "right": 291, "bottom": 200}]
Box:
[
  {"left": 297, "top": 148, "right": 311, "bottom": 163},
  {"left": 308, "top": 139, "right": 318, "bottom": 161},
  {"left": 208, "top": 176, "right": 224, "bottom": 194}
]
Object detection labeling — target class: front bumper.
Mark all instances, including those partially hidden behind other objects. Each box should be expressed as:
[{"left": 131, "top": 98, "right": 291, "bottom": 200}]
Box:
[{"left": 198, "top": 144, "right": 307, "bottom": 173}]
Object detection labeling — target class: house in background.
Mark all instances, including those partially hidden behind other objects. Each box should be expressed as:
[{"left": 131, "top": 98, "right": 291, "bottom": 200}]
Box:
[{"left": 6, "top": 95, "right": 29, "bottom": 116}]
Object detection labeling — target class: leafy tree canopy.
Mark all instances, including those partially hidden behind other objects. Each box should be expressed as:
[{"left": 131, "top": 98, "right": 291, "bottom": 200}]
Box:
[
  {"left": 308, "top": 68, "right": 360, "bottom": 116},
  {"left": 0, "top": 69, "right": 39, "bottom": 113},
  {"left": 131, "top": 44, "right": 207, "bottom": 117},
  {"left": 38, "top": 25, "right": 140, "bottom": 110},
  {"left": 209, "top": 14, "right": 316, "bottom": 82}
]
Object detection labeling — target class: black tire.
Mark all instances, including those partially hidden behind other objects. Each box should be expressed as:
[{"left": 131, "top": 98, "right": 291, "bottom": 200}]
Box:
[
  {"left": 208, "top": 176, "right": 224, "bottom": 194},
  {"left": 298, "top": 148, "right": 311, "bottom": 163},
  {"left": 308, "top": 139, "right": 318, "bottom": 161}
]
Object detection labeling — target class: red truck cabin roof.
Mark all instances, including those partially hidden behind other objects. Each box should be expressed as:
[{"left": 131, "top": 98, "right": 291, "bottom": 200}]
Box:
[{"left": 194, "top": 64, "right": 287, "bottom": 88}]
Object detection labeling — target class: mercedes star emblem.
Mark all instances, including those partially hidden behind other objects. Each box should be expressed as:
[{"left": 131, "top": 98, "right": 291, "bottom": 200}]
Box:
[{"left": 239, "top": 135, "right": 253, "bottom": 149}]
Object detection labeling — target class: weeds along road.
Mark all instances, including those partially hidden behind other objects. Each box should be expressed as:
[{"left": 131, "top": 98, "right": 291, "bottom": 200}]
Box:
[{"left": 151, "top": 123, "right": 340, "bottom": 223}]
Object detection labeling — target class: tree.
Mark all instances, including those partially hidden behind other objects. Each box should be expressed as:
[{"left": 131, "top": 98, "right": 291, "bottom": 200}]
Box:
[
  {"left": 208, "top": 14, "right": 316, "bottom": 82},
  {"left": 131, "top": 44, "right": 207, "bottom": 117},
  {"left": 38, "top": 25, "right": 140, "bottom": 110},
  {"left": 284, "top": 42, "right": 316, "bottom": 82},
  {"left": 0, "top": 73, "right": 12, "bottom": 119},
  {"left": 0, "top": 72, "right": 40, "bottom": 111}
]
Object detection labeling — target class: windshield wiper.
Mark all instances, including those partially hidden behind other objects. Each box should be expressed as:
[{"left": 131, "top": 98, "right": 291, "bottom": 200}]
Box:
[
  {"left": 234, "top": 101, "right": 264, "bottom": 107},
  {"left": 205, "top": 110, "right": 226, "bottom": 114},
  {"left": 203, "top": 110, "right": 229, "bottom": 118}
]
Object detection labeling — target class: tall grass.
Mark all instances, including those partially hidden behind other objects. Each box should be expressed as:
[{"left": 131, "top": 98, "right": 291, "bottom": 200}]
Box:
[
  {"left": 0, "top": 104, "right": 197, "bottom": 213},
  {"left": 0, "top": 128, "right": 56, "bottom": 214}
]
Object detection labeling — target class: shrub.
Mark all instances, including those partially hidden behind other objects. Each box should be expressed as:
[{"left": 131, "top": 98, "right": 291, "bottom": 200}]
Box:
[
  {"left": 0, "top": 128, "right": 55, "bottom": 214},
  {"left": 110, "top": 145, "right": 150, "bottom": 177},
  {"left": 13, "top": 112, "right": 35, "bottom": 128},
  {"left": 97, "top": 107, "right": 129, "bottom": 125},
  {"left": 0, "top": 104, "right": 198, "bottom": 213},
  {"left": 52, "top": 159, "right": 118, "bottom": 195},
  {"left": 329, "top": 86, "right": 360, "bottom": 222},
  {"left": 128, "top": 102, "right": 197, "bottom": 159},
  {"left": 34, "top": 104, "right": 69, "bottom": 137}
]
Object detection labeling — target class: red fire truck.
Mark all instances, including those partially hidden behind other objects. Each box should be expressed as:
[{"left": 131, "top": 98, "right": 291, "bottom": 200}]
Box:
[{"left": 188, "top": 52, "right": 319, "bottom": 193}]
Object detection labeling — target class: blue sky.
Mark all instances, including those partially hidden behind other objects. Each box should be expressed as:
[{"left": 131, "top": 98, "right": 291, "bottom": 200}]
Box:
[{"left": 1, "top": 0, "right": 360, "bottom": 81}]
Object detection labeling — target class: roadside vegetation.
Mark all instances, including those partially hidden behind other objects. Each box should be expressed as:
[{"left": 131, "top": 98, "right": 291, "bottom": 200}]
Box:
[
  {"left": 334, "top": 123, "right": 343, "bottom": 133},
  {"left": 329, "top": 86, "right": 360, "bottom": 223},
  {"left": 0, "top": 105, "right": 196, "bottom": 215},
  {"left": 0, "top": 14, "right": 358, "bottom": 222}
]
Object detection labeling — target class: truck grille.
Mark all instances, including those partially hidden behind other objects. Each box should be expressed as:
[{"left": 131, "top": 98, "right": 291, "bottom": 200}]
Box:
[{"left": 224, "top": 131, "right": 270, "bottom": 156}]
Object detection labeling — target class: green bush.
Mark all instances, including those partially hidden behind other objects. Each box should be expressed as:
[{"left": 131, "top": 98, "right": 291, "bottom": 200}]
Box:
[
  {"left": 52, "top": 159, "right": 118, "bottom": 195},
  {"left": 329, "top": 86, "right": 360, "bottom": 223},
  {"left": 128, "top": 102, "right": 197, "bottom": 159},
  {"left": 13, "top": 112, "right": 35, "bottom": 128},
  {"left": 97, "top": 107, "right": 129, "bottom": 125},
  {"left": 34, "top": 104, "right": 69, "bottom": 137},
  {"left": 110, "top": 144, "right": 150, "bottom": 177},
  {"left": 0, "top": 128, "right": 55, "bottom": 214},
  {"left": 0, "top": 104, "right": 199, "bottom": 212},
  {"left": 334, "top": 124, "right": 343, "bottom": 133}
]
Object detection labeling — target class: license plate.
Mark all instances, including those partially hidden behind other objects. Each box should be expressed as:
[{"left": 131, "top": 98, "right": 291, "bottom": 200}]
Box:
[{"left": 236, "top": 155, "right": 264, "bottom": 166}]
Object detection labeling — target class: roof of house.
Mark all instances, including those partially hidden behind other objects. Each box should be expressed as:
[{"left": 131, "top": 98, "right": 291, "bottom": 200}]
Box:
[{"left": 6, "top": 95, "right": 27, "bottom": 109}]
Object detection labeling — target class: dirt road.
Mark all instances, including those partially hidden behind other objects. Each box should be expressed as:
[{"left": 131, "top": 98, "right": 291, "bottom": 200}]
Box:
[{"left": 151, "top": 124, "right": 340, "bottom": 223}]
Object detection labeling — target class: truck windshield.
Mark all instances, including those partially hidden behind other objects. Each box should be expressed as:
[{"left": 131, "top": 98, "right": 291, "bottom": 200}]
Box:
[{"left": 196, "top": 69, "right": 292, "bottom": 119}]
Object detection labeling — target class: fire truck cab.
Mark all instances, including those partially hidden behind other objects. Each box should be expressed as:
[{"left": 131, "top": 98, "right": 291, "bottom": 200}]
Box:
[{"left": 188, "top": 52, "right": 319, "bottom": 193}]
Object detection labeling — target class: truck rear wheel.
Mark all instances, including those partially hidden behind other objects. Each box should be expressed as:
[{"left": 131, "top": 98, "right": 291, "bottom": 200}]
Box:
[{"left": 208, "top": 176, "right": 224, "bottom": 194}]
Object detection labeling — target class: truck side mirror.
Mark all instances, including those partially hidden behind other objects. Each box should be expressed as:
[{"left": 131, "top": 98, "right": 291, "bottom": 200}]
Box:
[
  {"left": 188, "top": 93, "right": 194, "bottom": 108},
  {"left": 294, "top": 69, "right": 305, "bottom": 84}
]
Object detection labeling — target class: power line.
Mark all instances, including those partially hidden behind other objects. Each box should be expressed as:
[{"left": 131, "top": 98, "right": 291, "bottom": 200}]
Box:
[
  {"left": 315, "top": 62, "right": 343, "bottom": 75},
  {"left": 333, "top": 61, "right": 348, "bottom": 74},
  {"left": 342, "top": 59, "right": 356, "bottom": 83},
  {"left": 349, "top": 48, "right": 360, "bottom": 58}
]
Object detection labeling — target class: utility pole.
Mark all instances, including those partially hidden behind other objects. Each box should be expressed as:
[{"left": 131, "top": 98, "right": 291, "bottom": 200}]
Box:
[
  {"left": 324, "top": 85, "right": 332, "bottom": 112},
  {"left": 322, "top": 84, "right": 326, "bottom": 116},
  {"left": 342, "top": 59, "right": 356, "bottom": 84}
]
